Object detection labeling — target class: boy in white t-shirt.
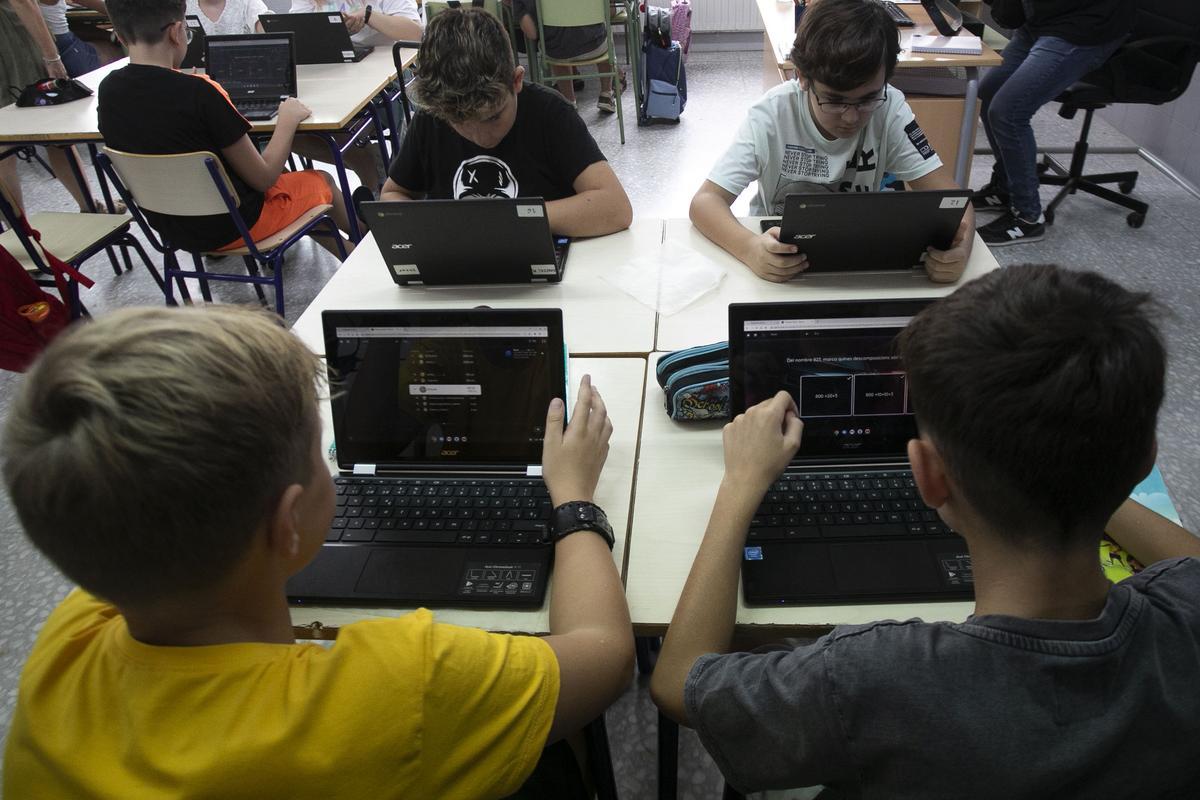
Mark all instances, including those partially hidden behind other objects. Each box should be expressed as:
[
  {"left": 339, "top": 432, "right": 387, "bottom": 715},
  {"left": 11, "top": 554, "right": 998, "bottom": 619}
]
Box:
[
  {"left": 691, "top": 0, "right": 975, "bottom": 283},
  {"left": 289, "top": 0, "right": 422, "bottom": 47},
  {"left": 185, "top": 0, "right": 269, "bottom": 34}
]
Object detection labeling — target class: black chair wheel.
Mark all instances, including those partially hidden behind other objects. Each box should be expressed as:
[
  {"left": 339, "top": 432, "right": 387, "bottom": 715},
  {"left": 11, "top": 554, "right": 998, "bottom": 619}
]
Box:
[
  {"left": 1119, "top": 179, "right": 1136, "bottom": 194},
  {"left": 1043, "top": 209, "right": 1055, "bottom": 226},
  {"left": 1127, "top": 212, "right": 1145, "bottom": 228}
]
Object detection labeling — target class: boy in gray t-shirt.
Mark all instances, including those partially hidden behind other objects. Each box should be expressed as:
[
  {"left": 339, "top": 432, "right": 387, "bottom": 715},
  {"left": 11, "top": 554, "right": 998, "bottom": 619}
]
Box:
[{"left": 650, "top": 264, "right": 1200, "bottom": 799}]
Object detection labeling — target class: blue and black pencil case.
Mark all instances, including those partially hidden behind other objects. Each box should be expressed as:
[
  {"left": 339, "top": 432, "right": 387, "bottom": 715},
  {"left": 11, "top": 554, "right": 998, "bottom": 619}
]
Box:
[{"left": 656, "top": 341, "right": 730, "bottom": 421}]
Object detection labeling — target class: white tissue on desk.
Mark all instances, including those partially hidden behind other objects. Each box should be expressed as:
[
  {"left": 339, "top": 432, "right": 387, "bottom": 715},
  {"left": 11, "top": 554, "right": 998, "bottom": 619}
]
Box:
[{"left": 600, "top": 245, "right": 726, "bottom": 316}]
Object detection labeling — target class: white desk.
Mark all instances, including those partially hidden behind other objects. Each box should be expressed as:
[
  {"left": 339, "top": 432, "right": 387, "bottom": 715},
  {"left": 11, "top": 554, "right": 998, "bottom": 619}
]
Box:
[
  {"left": 655, "top": 218, "right": 1001, "bottom": 353},
  {"left": 291, "top": 219, "right": 663, "bottom": 357},
  {"left": 290, "top": 356, "right": 647, "bottom": 635},
  {"left": 0, "top": 51, "right": 412, "bottom": 144},
  {"left": 625, "top": 355, "right": 975, "bottom": 633}
]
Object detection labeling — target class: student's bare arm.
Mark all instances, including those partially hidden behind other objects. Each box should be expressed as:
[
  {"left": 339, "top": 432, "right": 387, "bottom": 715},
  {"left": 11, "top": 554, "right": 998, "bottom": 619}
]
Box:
[
  {"left": 689, "top": 179, "right": 807, "bottom": 283},
  {"left": 379, "top": 177, "right": 420, "bottom": 202},
  {"left": 650, "top": 392, "right": 803, "bottom": 725},
  {"left": 907, "top": 166, "right": 975, "bottom": 284},
  {"left": 221, "top": 98, "right": 310, "bottom": 192},
  {"left": 12, "top": 0, "right": 65, "bottom": 77},
  {"left": 344, "top": 9, "right": 422, "bottom": 40},
  {"left": 519, "top": 13, "right": 537, "bottom": 40},
  {"left": 544, "top": 161, "right": 632, "bottom": 237},
  {"left": 541, "top": 376, "right": 635, "bottom": 742},
  {"left": 1106, "top": 497, "right": 1200, "bottom": 564}
]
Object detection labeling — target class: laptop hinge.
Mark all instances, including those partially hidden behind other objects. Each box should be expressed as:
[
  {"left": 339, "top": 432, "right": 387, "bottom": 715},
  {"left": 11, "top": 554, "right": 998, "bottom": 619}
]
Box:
[
  {"left": 352, "top": 463, "right": 377, "bottom": 476},
  {"left": 525, "top": 465, "right": 543, "bottom": 477}
]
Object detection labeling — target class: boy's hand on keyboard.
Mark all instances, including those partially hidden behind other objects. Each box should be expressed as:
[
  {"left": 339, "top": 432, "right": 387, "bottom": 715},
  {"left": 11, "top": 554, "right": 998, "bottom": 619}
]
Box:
[
  {"left": 277, "top": 97, "right": 312, "bottom": 128},
  {"left": 722, "top": 391, "right": 803, "bottom": 495},
  {"left": 742, "top": 227, "right": 808, "bottom": 283},
  {"left": 542, "top": 375, "right": 613, "bottom": 507}
]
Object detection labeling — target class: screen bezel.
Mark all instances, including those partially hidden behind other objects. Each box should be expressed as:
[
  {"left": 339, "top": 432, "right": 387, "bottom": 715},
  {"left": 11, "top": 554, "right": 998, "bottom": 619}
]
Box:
[
  {"left": 728, "top": 298, "right": 935, "bottom": 463},
  {"left": 203, "top": 33, "right": 297, "bottom": 98},
  {"left": 322, "top": 307, "right": 567, "bottom": 471}
]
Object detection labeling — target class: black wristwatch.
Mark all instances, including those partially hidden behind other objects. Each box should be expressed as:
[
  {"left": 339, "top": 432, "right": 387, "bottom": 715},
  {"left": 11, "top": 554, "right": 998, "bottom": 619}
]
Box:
[
  {"left": 363, "top": 4, "right": 372, "bottom": 25},
  {"left": 549, "top": 501, "right": 615, "bottom": 551}
]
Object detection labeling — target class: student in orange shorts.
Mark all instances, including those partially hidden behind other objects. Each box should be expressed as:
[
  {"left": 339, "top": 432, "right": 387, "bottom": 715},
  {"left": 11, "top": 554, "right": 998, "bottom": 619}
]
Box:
[{"left": 97, "top": 0, "right": 355, "bottom": 258}]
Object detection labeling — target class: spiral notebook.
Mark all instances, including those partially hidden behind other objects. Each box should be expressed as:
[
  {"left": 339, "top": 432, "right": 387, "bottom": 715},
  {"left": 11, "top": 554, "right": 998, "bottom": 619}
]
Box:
[{"left": 910, "top": 34, "right": 982, "bottom": 55}]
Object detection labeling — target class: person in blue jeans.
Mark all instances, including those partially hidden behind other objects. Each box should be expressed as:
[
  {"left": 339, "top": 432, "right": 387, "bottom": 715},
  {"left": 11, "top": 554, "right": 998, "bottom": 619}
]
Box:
[{"left": 974, "top": 0, "right": 1133, "bottom": 246}]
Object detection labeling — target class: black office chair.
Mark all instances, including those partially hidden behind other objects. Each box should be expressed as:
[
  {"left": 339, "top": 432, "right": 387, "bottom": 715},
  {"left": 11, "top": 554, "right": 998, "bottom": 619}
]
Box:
[{"left": 1037, "top": 0, "right": 1200, "bottom": 228}]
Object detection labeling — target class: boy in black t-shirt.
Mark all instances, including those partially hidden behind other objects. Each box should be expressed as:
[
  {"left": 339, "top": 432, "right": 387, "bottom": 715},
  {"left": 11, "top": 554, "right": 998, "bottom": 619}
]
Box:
[
  {"left": 98, "top": 0, "right": 355, "bottom": 256},
  {"left": 380, "top": 7, "right": 632, "bottom": 238}
]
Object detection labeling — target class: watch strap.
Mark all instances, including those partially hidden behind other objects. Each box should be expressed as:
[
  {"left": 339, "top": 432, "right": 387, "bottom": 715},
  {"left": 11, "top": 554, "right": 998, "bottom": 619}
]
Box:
[{"left": 549, "top": 501, "right": 615, "bottom": 550}]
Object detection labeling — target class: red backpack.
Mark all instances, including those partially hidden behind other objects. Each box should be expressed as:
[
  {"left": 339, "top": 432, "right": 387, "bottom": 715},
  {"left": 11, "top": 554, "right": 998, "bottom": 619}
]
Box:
[{"left": 0, "top": 216, "right": 94, "bottom": 372}]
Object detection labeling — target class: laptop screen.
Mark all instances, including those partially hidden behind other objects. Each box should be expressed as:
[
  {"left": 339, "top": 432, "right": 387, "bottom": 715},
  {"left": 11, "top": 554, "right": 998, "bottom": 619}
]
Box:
[
  {"left": 205, "top": 35, "right": 294, "bottom": 98},
  {"left": 323, "top": 310, "right": 566, "bottom": 469},
  {"left": 729, "top": 299, "right": 932, "bottom": 461}
]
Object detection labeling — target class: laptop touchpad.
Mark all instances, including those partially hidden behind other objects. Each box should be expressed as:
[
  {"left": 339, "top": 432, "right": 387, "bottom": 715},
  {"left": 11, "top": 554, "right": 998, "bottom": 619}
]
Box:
[
  {"left": 829, "top": 541, "right": 941, "bottom": 594},
  {"left": 354, "top": 547, "right": 464, "bottom": 598}
]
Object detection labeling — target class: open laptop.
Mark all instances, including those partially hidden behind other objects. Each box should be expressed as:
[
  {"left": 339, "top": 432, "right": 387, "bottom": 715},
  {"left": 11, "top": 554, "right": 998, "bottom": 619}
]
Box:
[
  {"left": 729, "top": 299, "right": 975, "bottom": 605},
  {"left": 259, "top": 12, "right": 373, "bottom": 64},
  {"left": 204, "top": 33, "right": 297, "bottom": 121},
  {"left": 287, "top": 308, "right": 567, "bottom": 606},
  {"left": 758, "top": 189, "right": 971, "bottom": 273},
  {"left": 180, "top": 15, "right": 207, "bottom": 69},
  {"left": 362, "top": 198, "right": 571, "bottom": 286}
]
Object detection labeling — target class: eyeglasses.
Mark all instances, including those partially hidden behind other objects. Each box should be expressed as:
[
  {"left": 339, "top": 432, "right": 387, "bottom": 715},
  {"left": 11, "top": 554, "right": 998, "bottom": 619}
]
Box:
[
  {"left": 161, "top": 20, "right": 194, "bottom": 44},
  {"left": 812, "top": 86, "right": 888, "bottom": 116}
]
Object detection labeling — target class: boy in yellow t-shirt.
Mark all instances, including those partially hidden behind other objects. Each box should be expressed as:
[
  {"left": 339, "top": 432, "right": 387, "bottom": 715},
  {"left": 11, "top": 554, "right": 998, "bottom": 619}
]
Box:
[{"left": 2, "top": 306, "right": 633, "bottom": 798}]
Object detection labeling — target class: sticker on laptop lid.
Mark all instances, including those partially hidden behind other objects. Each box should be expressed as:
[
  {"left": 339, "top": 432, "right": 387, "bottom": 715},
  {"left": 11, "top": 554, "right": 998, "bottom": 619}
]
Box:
[
  {"left": 516, "top": 204, "right": 545, "bottom": 218},
  {"left": 939, "top": 196, "right": 969, "bottom": 209},
  {"left": 393, "top": 264, "right": 420, "bottom": 276},
  {"left": 525, "top": 465, "right": 543, "bottom": 477},
  {"left": 327, "top": 14, "right": 341, "bottom": 22},
  {"left": 341, "top": 51, "right": 355, "bottom": 59},
  {"left": 744, "top": 546, "right": 764, "bottom": 561},
  {"left": 530, "top": 264, "right": 557, "bottom": 277}
]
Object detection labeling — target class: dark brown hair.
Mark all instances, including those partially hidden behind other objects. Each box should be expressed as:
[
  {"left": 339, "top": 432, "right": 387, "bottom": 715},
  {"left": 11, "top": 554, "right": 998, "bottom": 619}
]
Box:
[
  {"left": 896, "top": 264, "right": 1165, "bottom": 547},
  {"left": 415, "top": 7, "right": 517, "bottom": 123},
  {"left": 106, "top": 0, "right": 185, "bottom": 45},
  {"left": 791, "top": 0, "right": 901, "bottom": 91}
]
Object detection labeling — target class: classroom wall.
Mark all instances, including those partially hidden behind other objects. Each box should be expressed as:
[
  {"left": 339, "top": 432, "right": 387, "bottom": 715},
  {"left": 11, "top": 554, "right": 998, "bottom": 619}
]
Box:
[{"left": 1100, "top": 80, "right": 1200, "bottom": 191}]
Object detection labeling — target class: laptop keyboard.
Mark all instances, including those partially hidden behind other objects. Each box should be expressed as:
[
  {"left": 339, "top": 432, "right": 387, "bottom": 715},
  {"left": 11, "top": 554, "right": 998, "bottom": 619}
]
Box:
[
  {"left": 748, "top": 470, "right": 955, "bottom": 541},
  {"left": 235, "top": 99, "right": 278, "bottom": 120},
  {"left": 329, "top": 476, "right": 552, "bottom": 546}
]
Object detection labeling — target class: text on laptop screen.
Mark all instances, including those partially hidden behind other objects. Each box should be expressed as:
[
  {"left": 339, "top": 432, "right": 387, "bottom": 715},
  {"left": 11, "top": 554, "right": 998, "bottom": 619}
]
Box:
[
  {"left": 206, "top": 38, "right": 293, "bottom": 96},
  {"left": 741, "top": 316, "right": 918, "bottom": 459},
  {"left": 328, "top": 324, "right": 557, "bottom": 465}
]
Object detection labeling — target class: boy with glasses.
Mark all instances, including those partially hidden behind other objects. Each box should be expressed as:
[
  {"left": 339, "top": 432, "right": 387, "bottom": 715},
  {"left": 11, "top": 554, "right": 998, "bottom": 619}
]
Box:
[{"left": 690, "top": 0, "right": 974, "bottom": 283}]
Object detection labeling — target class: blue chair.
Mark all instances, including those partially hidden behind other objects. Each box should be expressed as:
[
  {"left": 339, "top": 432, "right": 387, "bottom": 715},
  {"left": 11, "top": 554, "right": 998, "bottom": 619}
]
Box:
[{"left": 99, "top": 149, "right": 346, "bottom": 315}]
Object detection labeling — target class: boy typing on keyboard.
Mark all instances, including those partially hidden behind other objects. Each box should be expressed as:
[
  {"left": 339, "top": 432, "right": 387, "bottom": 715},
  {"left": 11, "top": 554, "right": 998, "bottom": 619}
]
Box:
[
  {"left": 97, "top": 0, "right": 356, "bottom": 256},
  {"left": 2, "top": 306, "right": 634, "bottom": 797},
  {"left": 651, "top": 264, "right": 1200, "bottom": 797},
  {"left": 690, "top": 0, "right": 973, "bottom": 283}
]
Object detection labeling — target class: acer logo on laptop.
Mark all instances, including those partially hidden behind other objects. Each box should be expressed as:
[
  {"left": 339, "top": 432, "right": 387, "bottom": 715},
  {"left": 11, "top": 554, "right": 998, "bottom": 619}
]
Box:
[
  {"left": 391, "top": 243, "right": 413, "bottom": 250},
  {"left": 791, "top": 233, "right": 817, "bottom": 240}
]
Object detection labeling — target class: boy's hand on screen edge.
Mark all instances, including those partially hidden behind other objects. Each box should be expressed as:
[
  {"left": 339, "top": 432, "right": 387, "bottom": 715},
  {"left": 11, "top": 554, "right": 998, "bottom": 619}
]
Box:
[{"left": 542, "top": 375, "right": 613, "bottom": 507}]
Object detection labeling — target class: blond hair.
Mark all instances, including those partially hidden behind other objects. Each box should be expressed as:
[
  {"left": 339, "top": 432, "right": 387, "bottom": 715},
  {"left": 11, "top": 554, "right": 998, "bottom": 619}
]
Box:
[
  {"left": 414, "top": 7, "right": 517, "bottom": 123},
  {"left": 2, "top": 306, "right": 324, "bottom": 607}
]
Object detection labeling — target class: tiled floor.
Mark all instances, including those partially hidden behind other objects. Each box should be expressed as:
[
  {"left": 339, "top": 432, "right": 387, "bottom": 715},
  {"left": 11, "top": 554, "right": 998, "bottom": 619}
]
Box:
[{"left": 2, "top": 49, "right": 1199, "bottom": 798}]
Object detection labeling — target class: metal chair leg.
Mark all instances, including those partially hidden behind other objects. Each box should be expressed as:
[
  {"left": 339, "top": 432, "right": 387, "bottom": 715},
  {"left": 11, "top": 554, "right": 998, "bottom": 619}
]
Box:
[
  {"left": 243, "top": 256, "right": 269, "bottom": 306},
  {"left": 191, "top": 253, "right": 214, "bottom": 302},
  {"left": 584, "top": 715, "right": 619, "bottom": 800},
  {"left": 658, "top": 711, "right": 678, "bottom": 800}
]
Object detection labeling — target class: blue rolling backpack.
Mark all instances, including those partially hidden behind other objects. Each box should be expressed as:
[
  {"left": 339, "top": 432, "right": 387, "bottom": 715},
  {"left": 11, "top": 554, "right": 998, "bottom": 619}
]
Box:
[{"left": 640, "top": 6, "right": 687, "bottom": 125}]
